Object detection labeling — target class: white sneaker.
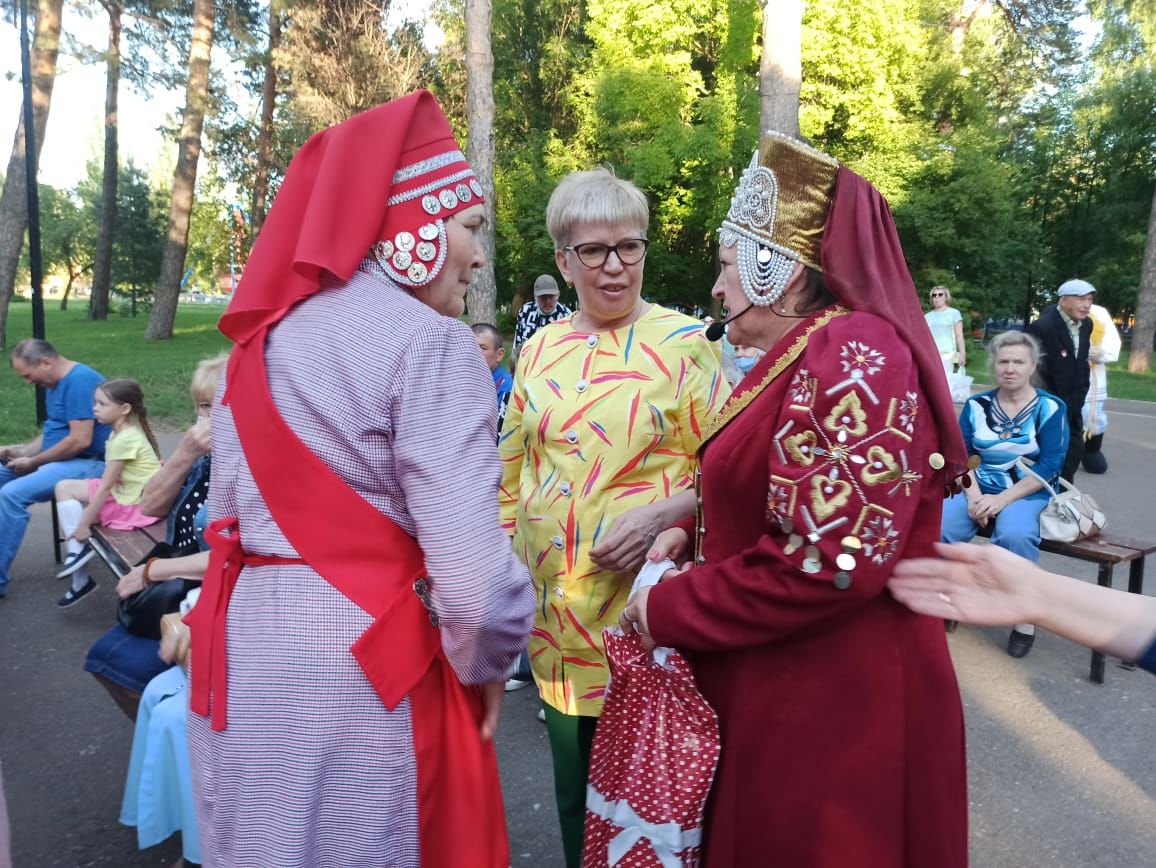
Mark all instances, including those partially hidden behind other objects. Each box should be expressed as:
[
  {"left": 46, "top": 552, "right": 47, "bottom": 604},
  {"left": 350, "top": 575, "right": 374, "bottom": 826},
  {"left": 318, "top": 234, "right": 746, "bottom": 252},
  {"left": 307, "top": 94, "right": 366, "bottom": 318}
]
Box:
[
  {"left": 537, "top": 708, "right": 546, "bottom": 722},
  {"left": 504, "top": 678, "right": 532, "bottom": 692}
]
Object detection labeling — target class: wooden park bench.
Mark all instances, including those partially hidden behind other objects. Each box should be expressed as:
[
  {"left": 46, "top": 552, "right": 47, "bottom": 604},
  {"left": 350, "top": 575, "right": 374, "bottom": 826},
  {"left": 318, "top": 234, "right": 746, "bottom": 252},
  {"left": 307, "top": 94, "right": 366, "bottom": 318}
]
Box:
[
  {"left": 51, "top": 495, "right": 165, "bottom": 577},
  {"left": 974, "top": 526, "right": 1156, "bottom": 682},
  {"left": 1038, "top": 533, "right": 1156, "bottom": 683}
]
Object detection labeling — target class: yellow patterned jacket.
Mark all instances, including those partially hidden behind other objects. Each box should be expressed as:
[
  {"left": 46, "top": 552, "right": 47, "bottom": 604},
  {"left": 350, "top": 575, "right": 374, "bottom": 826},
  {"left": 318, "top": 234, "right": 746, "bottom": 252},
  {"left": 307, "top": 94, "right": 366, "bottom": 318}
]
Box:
[{"left": 499, "top": 304, "right": 728, "bottom": 715}]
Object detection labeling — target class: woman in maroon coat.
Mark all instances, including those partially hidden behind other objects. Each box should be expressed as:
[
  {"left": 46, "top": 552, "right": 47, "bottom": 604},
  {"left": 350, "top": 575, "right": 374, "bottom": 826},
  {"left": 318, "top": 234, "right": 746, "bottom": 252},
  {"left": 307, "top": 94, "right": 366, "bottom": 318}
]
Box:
[{"left": 622, "top": 133, "right": 970, "bottom": 866}]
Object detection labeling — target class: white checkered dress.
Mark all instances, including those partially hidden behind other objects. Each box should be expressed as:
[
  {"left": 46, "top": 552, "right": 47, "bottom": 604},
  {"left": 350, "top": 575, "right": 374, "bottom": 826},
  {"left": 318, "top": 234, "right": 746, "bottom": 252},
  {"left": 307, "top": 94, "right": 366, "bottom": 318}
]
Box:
[{"left": 188, "top": 269, "right": 535, "bottom": 866}]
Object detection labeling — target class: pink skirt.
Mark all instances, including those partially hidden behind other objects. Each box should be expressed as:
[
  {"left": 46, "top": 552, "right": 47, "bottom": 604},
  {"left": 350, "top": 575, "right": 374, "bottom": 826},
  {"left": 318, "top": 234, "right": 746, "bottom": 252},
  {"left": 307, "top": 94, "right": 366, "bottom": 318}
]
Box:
[{"left": 86, "top": 478, "right": 163, "bottom": 532}]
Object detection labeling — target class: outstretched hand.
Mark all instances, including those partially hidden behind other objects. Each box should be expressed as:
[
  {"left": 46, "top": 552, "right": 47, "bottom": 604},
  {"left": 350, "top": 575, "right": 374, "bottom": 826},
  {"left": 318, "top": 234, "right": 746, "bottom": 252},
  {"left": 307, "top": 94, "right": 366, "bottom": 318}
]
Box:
[
  {"left": 888, "top": 541, "right": 1043, "bottom": 627},
  {"left": 645, "top": 527, "right": 689, "bottom": 565}
]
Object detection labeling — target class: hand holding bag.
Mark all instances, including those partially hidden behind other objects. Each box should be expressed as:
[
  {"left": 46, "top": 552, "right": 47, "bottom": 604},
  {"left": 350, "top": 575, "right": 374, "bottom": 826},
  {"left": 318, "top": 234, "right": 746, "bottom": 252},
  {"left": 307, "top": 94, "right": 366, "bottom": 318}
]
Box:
[{"left": 1016, "top": 459, "right": 1106, "bottom": 543}]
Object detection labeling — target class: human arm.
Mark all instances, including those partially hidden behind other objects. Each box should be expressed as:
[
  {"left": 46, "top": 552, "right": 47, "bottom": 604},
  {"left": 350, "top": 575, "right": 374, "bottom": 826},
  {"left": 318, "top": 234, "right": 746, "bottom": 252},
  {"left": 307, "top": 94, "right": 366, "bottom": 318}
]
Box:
[
  {"left": 139, "top": 418, "right": 211, "bottom": 517},
  {"left": 0, "top": 434, "right": 42, "bottom": 460},
  {"left": 953, "top": 315, "right": 966, "bottom": 366},
  {"left": 1098, "top": 314, "right": 1122, "bottom": 365},
  {"left": 889, "top": 542, "right": 1156, "bottom": 663},
  {"left": 393, "top": 320, "right": 535, "bottom": 686},
  {"left": 7, "top": 422, "right": 93, "bottom": 475},
  {"left": 116, "top": 550, "right": 210, "bottom": 599},
  {"left": 645, "top": 315, "right": 930, "bottom": 652}
]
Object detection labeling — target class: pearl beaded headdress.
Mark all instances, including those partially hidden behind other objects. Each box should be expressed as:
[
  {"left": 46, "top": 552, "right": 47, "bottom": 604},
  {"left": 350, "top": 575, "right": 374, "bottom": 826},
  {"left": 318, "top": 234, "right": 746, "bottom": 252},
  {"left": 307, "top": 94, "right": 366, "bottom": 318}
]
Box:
[{"left": 719, "top": 131, "right": 840, "bottom": 307}]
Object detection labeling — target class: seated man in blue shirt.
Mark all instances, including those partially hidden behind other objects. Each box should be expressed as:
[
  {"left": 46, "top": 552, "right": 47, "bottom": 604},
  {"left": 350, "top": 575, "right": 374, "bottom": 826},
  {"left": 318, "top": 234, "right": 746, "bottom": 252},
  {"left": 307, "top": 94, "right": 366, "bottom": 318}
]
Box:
[{"left": 0, "top": 339, "right": 111, "bottom": 598}]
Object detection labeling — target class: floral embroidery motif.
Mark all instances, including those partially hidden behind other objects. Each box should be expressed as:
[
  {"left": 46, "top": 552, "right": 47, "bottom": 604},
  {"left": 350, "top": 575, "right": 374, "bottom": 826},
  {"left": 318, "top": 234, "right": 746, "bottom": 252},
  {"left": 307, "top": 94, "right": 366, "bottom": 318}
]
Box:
[
  {"left": 789, "top": 370, "right": 815, "bottom": 408},
  {"left": 840, "top": 341, "right": 886, "bottom": 377},
  {"left": 884, "top": 391, "right": 920, "bottom": 441},
  {"left": 784, "top": 430, "right": 818, "bottom": 466},
  {"left": 767, "top": 476, "right": 797, "bottom": 524},
  {"left": 810, "top": 473, "right": 853, "bottom": 520},
  {"left": 823, "top": 392, "right": 868, "bottom": 438},
  {"left": 858, "top": 511, "right": 901, "bottom": 564},
  {"left": 860, "top": 445, "right": 902, "bottom": 485}
]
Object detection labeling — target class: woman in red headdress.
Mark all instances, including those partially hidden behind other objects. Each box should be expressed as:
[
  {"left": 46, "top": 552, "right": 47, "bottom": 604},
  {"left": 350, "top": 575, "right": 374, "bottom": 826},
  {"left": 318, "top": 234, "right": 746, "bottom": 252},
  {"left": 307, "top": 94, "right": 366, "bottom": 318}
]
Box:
[
  {"left": 184, "top": 91, "right": 535, "bottom": 866},
  {"left": 621, "top": 133, "right": 969, "bottom": 866}
]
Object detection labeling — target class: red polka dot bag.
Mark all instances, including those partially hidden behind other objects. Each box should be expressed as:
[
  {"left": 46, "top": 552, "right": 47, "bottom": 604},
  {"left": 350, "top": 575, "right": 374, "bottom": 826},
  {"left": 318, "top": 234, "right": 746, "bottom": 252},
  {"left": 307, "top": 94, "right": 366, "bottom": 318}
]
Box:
[{"left": 583, "top": 563, "right": 721, "bottom": 867}]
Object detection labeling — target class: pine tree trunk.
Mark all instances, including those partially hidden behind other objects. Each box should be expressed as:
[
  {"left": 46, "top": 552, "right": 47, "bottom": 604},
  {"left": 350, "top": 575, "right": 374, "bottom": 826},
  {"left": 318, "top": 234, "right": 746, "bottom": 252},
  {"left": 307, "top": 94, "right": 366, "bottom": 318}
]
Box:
[
  {"left": 0, "top": 0, "right": 65, "bottom": 349},
  {"left": 464, "top": 0, "right": 497, "bottom": 326},
  {"left": 250, "top": 0, "right": 280, "bottom": 241},
  {"left": 759, "top": 0, "right": 803, "bottom": 138},
  {"left": 145, "top": 0, "right": 215, "bottom": 340},
  {"left": 89, "top": 0, "right": 121, "bottom": 321},
  {"left": 1128, "top": 183, "right": 1156, "bottom": 373}
]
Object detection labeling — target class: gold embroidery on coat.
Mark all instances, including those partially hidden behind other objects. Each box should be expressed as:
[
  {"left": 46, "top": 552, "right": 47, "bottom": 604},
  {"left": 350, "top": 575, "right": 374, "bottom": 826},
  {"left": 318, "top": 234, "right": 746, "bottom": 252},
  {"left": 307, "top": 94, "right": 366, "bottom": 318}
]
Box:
[
  {"left": 783, "top": 431, "right": 818, "bottom": 466},
  {"left": 861, "top": 445, "right": 902, "bottom": 485},
  {"left": 810, "top": 474, "right": 852, "bottom": 520},
  {"left": 823, "top": 392, "right": 868, "bottom": 437}
]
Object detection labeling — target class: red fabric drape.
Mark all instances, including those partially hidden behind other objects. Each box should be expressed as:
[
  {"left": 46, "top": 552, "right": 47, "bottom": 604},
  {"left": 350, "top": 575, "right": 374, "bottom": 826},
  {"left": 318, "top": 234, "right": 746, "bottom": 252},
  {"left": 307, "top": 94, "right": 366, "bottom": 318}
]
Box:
[{"left": 820, "top": 167, "right": 968, "bottom": 481}]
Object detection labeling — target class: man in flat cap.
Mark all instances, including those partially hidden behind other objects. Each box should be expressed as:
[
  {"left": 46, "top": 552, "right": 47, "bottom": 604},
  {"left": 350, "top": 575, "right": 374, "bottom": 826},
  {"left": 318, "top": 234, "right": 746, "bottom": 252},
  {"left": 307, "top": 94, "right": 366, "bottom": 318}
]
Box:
[
  {"left": 512, "top": 274, "right": 572, "bottom": 359},
  {"left": 1027, "top": 279, "right": 1095, "bottom": 481}
]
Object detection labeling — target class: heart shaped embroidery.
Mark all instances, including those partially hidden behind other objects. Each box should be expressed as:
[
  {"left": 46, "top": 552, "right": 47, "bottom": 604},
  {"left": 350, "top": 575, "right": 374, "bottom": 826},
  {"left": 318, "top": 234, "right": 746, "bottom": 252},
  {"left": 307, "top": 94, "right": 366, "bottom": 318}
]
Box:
[
  {"left": 783, "top": 430, "right": 818, "bottom": 466},
  {"left": 823, "top": 392, "right": 868, "bottom": 438},
  {"left": 810, "top": 474, "right": 852, "bottom": 520},
  {"left": 860, "top": 445, "right": 901, "bottom": 485}
]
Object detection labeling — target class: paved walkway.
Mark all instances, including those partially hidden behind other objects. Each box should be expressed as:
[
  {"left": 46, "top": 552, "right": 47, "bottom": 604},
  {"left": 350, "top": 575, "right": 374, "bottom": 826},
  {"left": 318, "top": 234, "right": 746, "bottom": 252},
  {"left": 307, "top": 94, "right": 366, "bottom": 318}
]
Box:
[{"left": 3, "top": 401, "right": 1156, "bottom": 866}]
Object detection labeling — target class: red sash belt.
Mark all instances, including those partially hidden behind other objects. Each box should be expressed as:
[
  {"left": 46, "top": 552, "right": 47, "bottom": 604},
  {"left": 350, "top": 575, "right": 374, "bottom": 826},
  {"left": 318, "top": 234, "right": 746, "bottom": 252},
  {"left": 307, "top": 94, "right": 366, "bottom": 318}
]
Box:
[
  {"left": 186, "top": 329, "right": 508, "bottom": 866},
  {"left": 186, "top": 516, "right": 306, "bottom": 730}
]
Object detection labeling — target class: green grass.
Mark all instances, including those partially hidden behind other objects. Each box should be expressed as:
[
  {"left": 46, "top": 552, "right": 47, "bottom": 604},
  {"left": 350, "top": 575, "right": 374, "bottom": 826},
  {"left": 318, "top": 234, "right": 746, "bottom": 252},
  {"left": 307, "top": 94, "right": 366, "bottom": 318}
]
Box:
[
  {"left": 967, "top": 346, "right": 1156, "bottom": 402},
  {"left": 1, "top": 302, "right": 231, "bottom": 444}
]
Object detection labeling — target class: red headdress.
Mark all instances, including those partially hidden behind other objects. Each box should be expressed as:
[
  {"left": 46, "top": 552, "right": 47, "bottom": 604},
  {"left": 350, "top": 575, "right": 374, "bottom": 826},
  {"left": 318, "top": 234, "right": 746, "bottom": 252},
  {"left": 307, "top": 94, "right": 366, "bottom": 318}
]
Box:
[{"left": 218, "top": 89, "right": 482, "bottom": 347}]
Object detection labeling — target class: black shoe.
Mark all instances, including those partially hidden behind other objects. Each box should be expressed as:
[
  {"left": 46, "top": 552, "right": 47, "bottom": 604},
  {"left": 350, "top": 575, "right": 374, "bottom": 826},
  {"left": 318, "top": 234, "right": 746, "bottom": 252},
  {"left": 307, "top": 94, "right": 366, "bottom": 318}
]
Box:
[
  {"left": 56, "top": 544, "right": 96, "bottom": 579},
  {"left": 1007, "top": 629, "right": 1035, "bottom": 658},
  {"left": 1082, "top": 449, "right": 1108, "bottom": 474},
  {"left": 56, "top": 578, "right": 97, "bottom": 608}
]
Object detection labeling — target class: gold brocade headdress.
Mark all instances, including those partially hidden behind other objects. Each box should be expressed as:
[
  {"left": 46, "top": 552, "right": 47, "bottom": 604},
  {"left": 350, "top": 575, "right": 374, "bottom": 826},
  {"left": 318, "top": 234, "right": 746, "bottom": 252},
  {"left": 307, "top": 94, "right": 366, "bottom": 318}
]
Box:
[{"left": 719, "top": 132, "right": 840, "bottom": 307}]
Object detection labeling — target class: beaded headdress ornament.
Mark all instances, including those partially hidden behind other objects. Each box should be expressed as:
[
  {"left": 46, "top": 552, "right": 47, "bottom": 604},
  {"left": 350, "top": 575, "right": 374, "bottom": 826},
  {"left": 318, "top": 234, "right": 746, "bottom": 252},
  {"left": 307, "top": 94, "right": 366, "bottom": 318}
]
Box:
[
  {"left": 719, "top": 131, "right": 840, "bottom": 307},
  {"left": 368, "top": 141, "right": 485, "bottom": 289}
]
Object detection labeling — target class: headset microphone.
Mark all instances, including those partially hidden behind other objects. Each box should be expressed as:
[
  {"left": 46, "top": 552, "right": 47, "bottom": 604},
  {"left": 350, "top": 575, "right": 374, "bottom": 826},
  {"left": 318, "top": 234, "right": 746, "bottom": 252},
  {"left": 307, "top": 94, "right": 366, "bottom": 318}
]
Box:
[{"left": 705, "top": 304, "right": 754, "bottom": 341}]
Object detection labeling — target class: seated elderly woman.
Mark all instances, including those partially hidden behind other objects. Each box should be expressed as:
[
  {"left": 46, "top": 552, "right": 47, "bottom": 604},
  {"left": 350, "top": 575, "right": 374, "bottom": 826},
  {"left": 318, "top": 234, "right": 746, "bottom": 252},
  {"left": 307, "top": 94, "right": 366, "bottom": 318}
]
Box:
[
  {"left": 83, "top": 353, "right": 227, "bottom": 719},
  {"left": 940, "top": 330, "right": 1069, "bottom": 658}
]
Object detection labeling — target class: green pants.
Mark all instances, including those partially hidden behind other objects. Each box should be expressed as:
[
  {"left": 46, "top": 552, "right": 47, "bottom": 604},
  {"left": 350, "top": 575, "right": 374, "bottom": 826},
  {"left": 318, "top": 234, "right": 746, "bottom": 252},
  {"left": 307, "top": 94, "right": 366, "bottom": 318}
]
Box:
[{"left": 543, "top": 703, "right": 599, "bottom": 868}]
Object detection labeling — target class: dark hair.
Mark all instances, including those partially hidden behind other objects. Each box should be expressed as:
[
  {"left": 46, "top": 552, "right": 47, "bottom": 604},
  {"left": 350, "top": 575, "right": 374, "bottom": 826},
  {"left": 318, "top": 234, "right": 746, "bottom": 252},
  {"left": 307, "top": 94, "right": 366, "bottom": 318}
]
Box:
[
  {"left": 98, "top": 378, "right": 161, "bottom": 459},
  {"left": 11, "top": 338, "right": 59, "bottom": 364},
  {"left": 471, "top": 323, "right": 504, "bottom": 349},
  {"left": 796, "top": 267, "right": 837, "bottom": 315}
]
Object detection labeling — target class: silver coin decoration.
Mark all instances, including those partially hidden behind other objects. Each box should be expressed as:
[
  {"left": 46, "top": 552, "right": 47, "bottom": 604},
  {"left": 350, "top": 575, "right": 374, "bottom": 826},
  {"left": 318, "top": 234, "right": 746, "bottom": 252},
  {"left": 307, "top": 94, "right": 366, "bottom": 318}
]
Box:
[
  {"left": 418, "top": 223, "right": 439, "bottom": 241},
  {"left": 422, "top": 195, "right": 442, "bottom": 215},
  {"left": 392, "top": 250, "right": 413, "bottom": 270},
  {"left": 407, "top": 262, "right": 428, "bottom": 282},
  {"left": 456, "top": 183, "right": 473, "bottom": 202},
  {"left": 395, "top": 232, "right": 415, "bottom": 252},
  {"left": 375, "top": 240, "right": 394, "bottom": 259},
  {"left": 470, "top": 179, "right": 484, "bottom": 198},
  {"left": 439, "top": 189, "right": 458, "bottom": 209},
  {"left": 416, "top": 242, "right": 436, "bottom": 262},
  {"left": 836, "top": 553, "right": 857, "bottom": 571}
]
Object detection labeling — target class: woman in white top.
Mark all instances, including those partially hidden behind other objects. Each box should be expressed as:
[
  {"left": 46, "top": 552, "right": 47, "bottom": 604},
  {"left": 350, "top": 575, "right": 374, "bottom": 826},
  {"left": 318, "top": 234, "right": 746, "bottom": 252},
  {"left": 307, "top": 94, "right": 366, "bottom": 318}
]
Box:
[{"left": 924, "top": 285, "right": 966, "bottom": 378}]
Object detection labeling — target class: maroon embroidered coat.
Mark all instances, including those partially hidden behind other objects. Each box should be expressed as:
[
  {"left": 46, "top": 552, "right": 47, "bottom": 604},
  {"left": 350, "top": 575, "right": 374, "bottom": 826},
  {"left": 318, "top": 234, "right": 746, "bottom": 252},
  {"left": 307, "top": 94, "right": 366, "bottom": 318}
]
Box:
[{"left": 648, "top": 307, "right": 968, "bottom": 868}]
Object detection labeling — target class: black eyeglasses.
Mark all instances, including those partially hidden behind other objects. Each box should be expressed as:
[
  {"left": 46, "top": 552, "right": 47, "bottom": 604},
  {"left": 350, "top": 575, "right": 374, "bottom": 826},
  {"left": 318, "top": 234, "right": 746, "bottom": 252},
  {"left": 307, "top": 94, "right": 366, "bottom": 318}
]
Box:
[
  {"left": 930, "top": 292, "right": 946, "bottom": 298},
  {"left": 564, "top": 238, "right": 649, "bottom": 269}
]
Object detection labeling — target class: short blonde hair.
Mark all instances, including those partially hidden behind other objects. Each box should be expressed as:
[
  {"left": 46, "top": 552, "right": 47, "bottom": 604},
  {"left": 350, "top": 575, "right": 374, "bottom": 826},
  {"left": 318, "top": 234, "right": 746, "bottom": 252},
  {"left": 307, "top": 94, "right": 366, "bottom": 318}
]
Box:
[
  {"left": 930, "top": 285, "right": 952, "bottom": 305},
  {"left": 545, "top": 167, "right": 650, "bottom": 249},
  {"left": 191, "top": 352, "right": 229, "bottom": 403}
]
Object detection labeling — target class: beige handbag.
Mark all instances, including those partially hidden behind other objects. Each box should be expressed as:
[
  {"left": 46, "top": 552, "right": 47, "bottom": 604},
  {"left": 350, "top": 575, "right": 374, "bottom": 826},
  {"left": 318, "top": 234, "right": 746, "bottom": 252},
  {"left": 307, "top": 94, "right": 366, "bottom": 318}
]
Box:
[{"left": 1016, "top": 458, "right": 1106, "bottom": 543}]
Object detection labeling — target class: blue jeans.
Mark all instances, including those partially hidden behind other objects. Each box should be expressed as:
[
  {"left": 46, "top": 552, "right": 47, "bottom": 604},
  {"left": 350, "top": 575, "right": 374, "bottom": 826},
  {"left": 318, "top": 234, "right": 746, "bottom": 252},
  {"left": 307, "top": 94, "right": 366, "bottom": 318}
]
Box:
[
  {"left": 0, "top": 457, "right": 105, "bottom": 592},
  {"left": 940, "top": 491, "right": 1047, "bottom": 562}
]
